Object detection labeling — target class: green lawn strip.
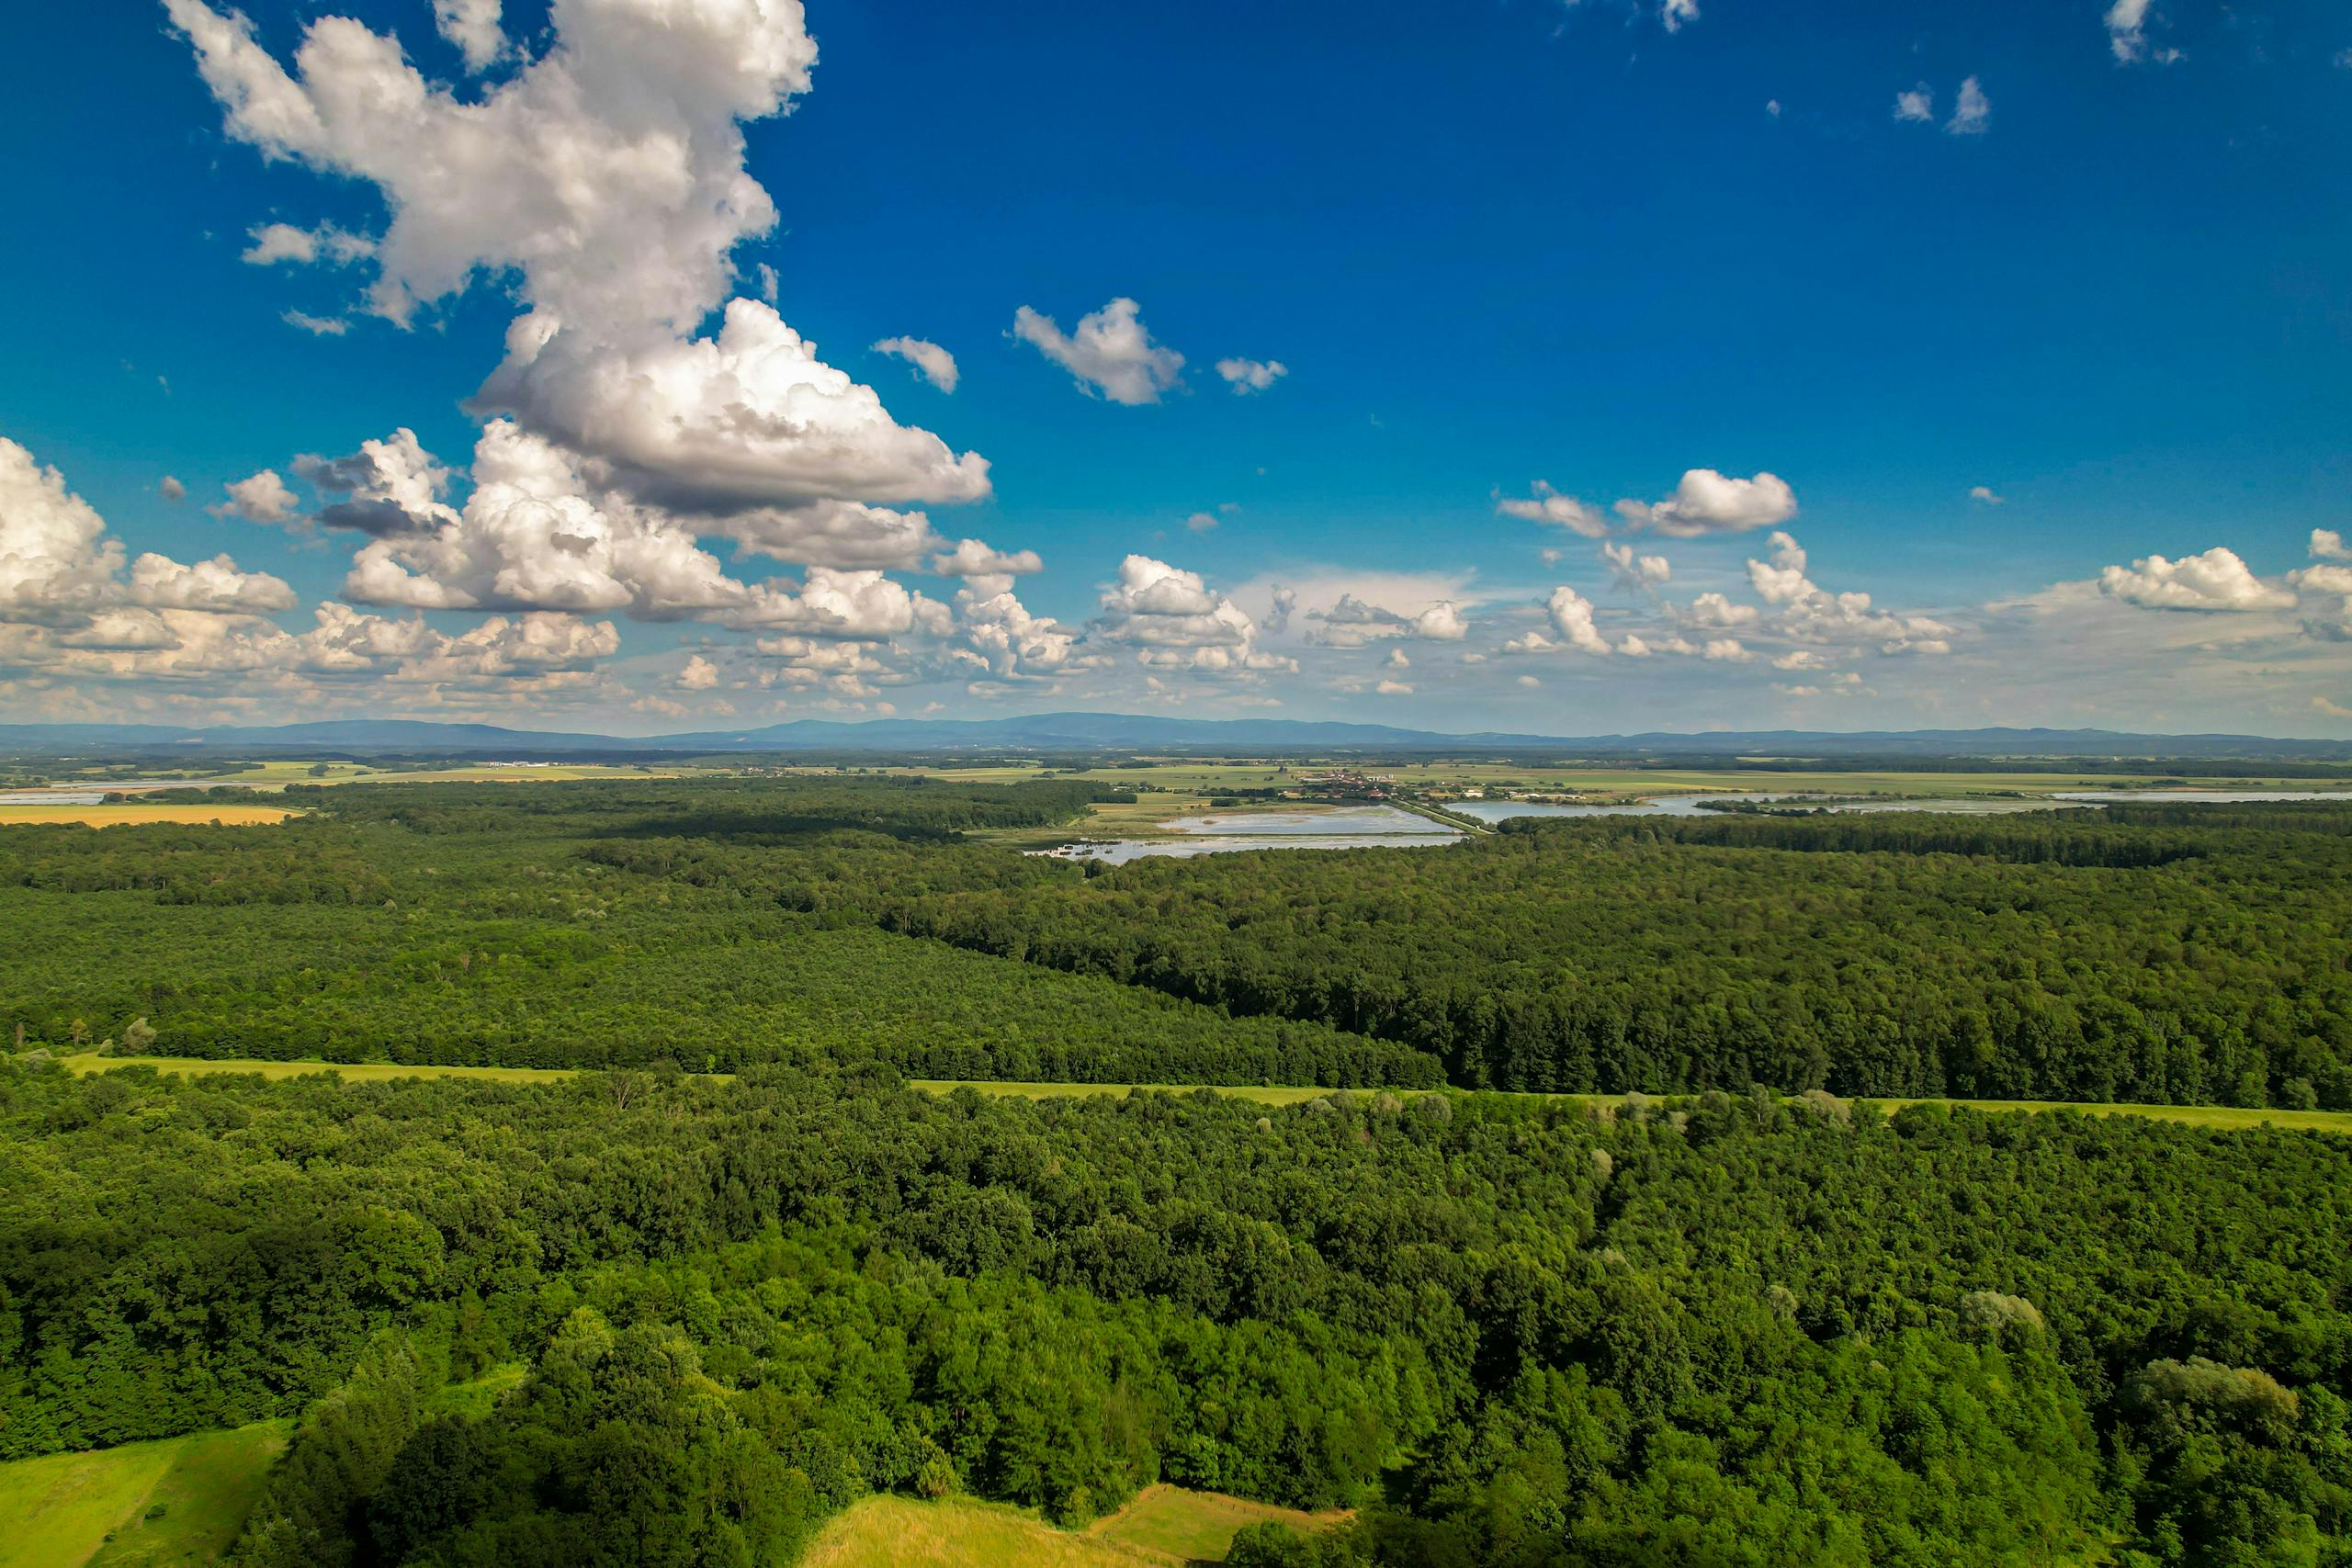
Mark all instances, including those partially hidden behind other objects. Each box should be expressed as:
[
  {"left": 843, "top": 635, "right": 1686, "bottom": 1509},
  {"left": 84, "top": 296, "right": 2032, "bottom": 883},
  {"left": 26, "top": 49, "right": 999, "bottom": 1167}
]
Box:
[
  {"left": 85, "top": 1423, "right": 289, "bottom": 1568},
  {"left": 59, "top": 1054, "right": 2352, "bottom": 1134},
  {"left": 0, "top": 1421, "right": 287, "bottom": 1568}
]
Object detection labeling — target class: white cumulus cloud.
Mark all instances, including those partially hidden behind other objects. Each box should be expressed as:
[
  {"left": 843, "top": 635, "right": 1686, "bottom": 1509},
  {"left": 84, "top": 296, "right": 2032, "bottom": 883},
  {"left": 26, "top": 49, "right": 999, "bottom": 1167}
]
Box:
[
  {"left": 1498, "top": 480, "right": 1609, "bottom": 538},
  {"left": 1011, "top": 298, "right": 1184, "bottom": 405},
  {"left": 210, "top": 469, "right": 301, "bottom": 526},
  {"left": 1948, "top": 76, "right": 1990, "bottom": 136},
  {"left": 1092, "top": 554, "right": 1292, "bottom": 675},
  {"left": 170, "top": 0, "right": 989, "bottom": 549},
  {"left": 1216, "top": 357, "right": 1287, "bottom": 394},
  {"left": 1544, "top": 585, "right": 1612, "bottom": 656},
  {"left": 871, "top": 336, "right": 959, "bottom": 393},
  {"left": 1615, "top": 468, "right": 1797, "bottom": 536},
  {"left": 2098, "top": 547, "right": 2295, "bottom": 612},
  {"left": 0, "top": 436, "right": 293, "bottom": 628}
]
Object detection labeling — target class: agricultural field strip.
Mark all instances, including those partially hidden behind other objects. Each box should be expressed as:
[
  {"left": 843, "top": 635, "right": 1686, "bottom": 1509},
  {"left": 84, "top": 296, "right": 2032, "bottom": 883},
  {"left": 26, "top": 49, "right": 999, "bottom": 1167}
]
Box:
[
  {"left": 0, "top": 805, "right": 298, "bottom": 827},
  {"left": 60, "top": 1055, "right": 2352, "bottom": 1133}
]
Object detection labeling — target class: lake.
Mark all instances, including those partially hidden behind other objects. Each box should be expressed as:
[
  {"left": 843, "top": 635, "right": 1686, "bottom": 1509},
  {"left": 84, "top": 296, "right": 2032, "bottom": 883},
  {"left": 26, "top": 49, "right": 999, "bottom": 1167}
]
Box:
[
  {"left": 1035, "top": 789, "right": 2351, "bottom": 863},
  {"left": 1448, "top": 793, "right": 2082, "bottom": 823}
]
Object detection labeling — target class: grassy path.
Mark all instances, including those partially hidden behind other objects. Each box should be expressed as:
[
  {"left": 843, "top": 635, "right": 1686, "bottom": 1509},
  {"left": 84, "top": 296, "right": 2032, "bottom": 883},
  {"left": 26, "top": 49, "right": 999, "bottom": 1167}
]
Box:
[{"left": 58, "top": 1054, "right": 2352, "bottom": 1134}]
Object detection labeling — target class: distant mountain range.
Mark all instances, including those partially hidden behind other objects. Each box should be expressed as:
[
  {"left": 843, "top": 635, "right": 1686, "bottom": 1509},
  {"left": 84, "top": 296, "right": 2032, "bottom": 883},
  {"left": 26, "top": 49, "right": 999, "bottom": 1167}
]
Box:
[{"left": 2, "top": 714, "right": 2348, "bottom": 761}]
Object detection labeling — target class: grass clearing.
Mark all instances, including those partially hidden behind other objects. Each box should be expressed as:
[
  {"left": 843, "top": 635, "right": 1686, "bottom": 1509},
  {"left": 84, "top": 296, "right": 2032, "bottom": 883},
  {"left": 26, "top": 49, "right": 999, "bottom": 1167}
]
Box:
[
  {"left": 62, "top": 1053, "right": 575, "bottom": 1086},
  {"left": 1094, "top": 1484, "right": 1343, "bottom": 1561},
  {"left": 320, "top": 764, "right": 685, "bottom": 786},
  {"left": 0, "top": 805, "right": 296, "bottom": 828},
  {"left": 1871, "top": 1097, "right": 2352, "bottom": 1134},
  {"left": 800, "top": 1486, "right": 1341, "bottom": 1567},
  {"left": 912, "top": 1078, "right": 1337, "bottom": 1105},
  {"left": 0, "top": 1421, "right": 287, "bottom": 1568},
  {"left": 59, "top": 1055, "right": 2352, "bottom": 1134}
]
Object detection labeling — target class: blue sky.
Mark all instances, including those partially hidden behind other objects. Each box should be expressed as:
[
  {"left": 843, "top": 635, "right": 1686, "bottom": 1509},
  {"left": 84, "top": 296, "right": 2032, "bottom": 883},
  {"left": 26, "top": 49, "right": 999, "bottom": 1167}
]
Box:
[{"left": 0, "top": 0, "right": 2346, "bottom": 735}]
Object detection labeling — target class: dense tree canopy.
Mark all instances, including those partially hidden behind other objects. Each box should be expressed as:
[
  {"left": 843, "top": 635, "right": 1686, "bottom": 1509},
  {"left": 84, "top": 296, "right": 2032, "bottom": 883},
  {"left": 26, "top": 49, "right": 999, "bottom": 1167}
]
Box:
[
  {"left": 9, "top": 775, "right": 2352, "bottom": 1563},
  {"left": 7, "top": 1056, "right": 2352, "bottom": 1563}
]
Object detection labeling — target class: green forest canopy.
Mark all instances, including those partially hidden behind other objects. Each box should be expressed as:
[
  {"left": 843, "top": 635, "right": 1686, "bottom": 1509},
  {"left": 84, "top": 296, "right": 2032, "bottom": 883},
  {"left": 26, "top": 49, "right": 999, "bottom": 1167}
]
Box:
[{"left": 7, "top": 774, "right": 2352, "bottom": 1563}]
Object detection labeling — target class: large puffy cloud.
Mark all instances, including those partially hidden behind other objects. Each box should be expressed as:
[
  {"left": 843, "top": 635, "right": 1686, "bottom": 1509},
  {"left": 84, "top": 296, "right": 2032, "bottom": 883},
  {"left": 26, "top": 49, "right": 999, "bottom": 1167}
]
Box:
[
  {"left": 1616, "top": 468, "right": 1797, "bottom": 536},
  {"left": 170, "top": 0, "right": 989, "bottom": 534},
  {"left": 709, "top": 501, "right": 943, "bottom": 571},
  {"left": 1093, "top": 555, "right": 1292, "bottom": 674},
  {"left": 2099, "top": 547, "right": 2295, "bottom": 612},
  {"left": 1, "top": 439, "right": 133, "bottom": 621},
  {"left": 0, "top": 551, "right": 631, "bottom": 719},
  {"left": 1505, "top": 586, "right": 1611, "bottom": 657},
  {"left": 295, "top": 427, "right": 461, "bottom": 536},
  {"left": 954, "top": 579, "right": 1089, "bottom": 683},
  {"left": 324, "top": 420, "right": 1009, "bottom": 649},
  {"left": 729, "top": 567, "right": 949, "bottom": 640},
  {"left": 479, "top": 300, "right": 990, "bottom": 514},
  {"left": 0, "top": 436, "right": 292, "bottom": 626},
  {"left": 165, "top": 0, "right": 812, "bottom": 333},
  {"left": 1600, "top": 541, "right": 1672, "bottom": 591},
  {"left": 1746, "top": 531, "right": 1813, "bottom": 605},
  {"left": 1305, "top": 593, "right": 1469, "bottom": 648},
  {"left": 1684, "top": 592, "right": 1760, "bottom": 629},
  {"left": 344, "top": 421, "right": 753, "bottom": 616},
  {"left": 1745, "top": 532, "right": 1953, "bottom": 652},
  {"left": 1498, "top": 481, "right": 1608, "bottom": 538},
  {"left": 1012, "top": 299, "right": 1185, "bottom": 405},
  {"left": 932, "top": 538, "right": 1043, "bottom": 578},
  {"left": 209, "top": 470, "right": 301, "bottom": 526}
]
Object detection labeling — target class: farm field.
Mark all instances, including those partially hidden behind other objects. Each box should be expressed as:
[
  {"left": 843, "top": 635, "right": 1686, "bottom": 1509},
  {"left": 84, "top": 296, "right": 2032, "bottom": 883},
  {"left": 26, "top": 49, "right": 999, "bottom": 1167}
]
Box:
[
  {"left": 0, "top": 1422, "right": 287, "bottom": 1568},
  {"left": 0, "top": 804, "right": 296, "bottom": 827},
  {"left": 854, "top": 760, "right": 2352, "bottom": 844},
  {"left": 973, "top": 789, "right": 1318, "bottom": 847},
  {"left": 312, "top": 763, "right": 686, "bottom": 787},
  {"left": 800, "top": 1487, "right": 1340, "bottom": 1568},
  {"left": 61, "top": 1055, "right": 2352, "bottom": 1134}
]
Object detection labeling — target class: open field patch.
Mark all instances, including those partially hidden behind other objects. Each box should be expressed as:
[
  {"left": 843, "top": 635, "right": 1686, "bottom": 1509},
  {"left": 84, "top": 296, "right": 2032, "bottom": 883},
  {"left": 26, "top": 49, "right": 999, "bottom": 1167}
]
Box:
[
  {"left": 800, "top": 1487, "right": 1340, "bottom": 1567},
  {"left": 1093, "top": 1484, "right": 1344, "bottom": 1561},
  {"left": 60, "top": 1054, "right": 2352, "bottom": 1134},
  {"left": 0, "top": 1422, "right": 287, "bottom": 1568},
  {"left": 0, "top": 805, "right": 296, "bottom": 827}
]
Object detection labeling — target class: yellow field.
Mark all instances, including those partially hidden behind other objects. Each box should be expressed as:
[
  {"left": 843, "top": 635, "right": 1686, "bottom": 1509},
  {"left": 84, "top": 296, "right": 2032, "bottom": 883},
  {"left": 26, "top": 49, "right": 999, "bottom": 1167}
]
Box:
[
  {"left": 0, "top": 1421, "right": 288, "bottom": 1568},
  {"left": 0, "top": 805, "right": 295, "bottom": 827},
  {"left": 800, "top": 1486, "right": 1340, "bottom": 1568},
  {"left": 62, "top": 1055, "right": 2352, "bottom": 1135}
]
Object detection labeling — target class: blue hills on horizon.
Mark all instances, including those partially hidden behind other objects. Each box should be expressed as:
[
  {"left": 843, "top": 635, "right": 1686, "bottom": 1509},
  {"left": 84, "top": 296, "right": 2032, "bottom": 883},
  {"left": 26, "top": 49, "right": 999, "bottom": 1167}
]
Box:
[{"left": 0, "top": 714, "right": 2347, "bottom": 759}]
